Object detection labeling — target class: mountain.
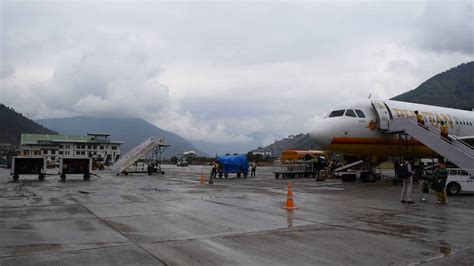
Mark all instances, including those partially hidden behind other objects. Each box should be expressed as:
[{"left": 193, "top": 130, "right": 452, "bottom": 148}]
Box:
[
  {"left": 391, "top": 62, "right": 474, "bottom": 110},
  {"left": 36, "top": 116, "right": 206, "bottom": 158},
  {"left": 250, "top": 133, "right": 314, "bottom": 156},
  {"left": 0, "top": 104, "right": 57, "bottom": 146}
]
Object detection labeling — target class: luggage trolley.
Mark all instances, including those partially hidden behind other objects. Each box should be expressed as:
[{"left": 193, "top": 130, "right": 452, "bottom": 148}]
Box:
[
  {"left": 11, "top": 157, "right": 47, "bottom": 182},
  {"left": 59, "top": 158, "right": 92, "bottom": 182}
]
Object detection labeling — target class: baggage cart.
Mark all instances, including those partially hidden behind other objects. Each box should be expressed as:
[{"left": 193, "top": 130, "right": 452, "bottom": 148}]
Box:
[
  {"left": 59, "top": 158, "right": 92, "bottom": 182},
  {"left": 11, "top": 157, "right": 47, "bottom": 182}
]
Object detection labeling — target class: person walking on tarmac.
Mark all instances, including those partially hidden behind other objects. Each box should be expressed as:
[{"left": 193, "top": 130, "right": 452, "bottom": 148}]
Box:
[
  {"left": 415, "top": 110, "right": 425, "bottom": 127},
  {"left": 209, "top": 161, "right": 218, "bottom": 184},
  {"left": 431, "top": 161, "right": 448, "bottom": 204},
  {"left": 440, "top": 121, "right": 450, "bottom": 141},
  {"left": 399, "top": 159, "right": 415, "bottom": 204},
  {"left": 250, "top": 162, "right": 257, "bottom": 178},
  {"left": 416, "top": 162, "right": 428, "bottom": 202}
]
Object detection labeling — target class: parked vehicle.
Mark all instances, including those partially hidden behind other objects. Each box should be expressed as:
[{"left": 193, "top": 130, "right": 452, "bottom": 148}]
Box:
[
  {"left": 445, "top": 168, "right": 474, "bottom": 195},
  {"left": 177, "top": 159, "right": 189, "bottom": 167},
  {"left": 273, "top": 149, "right": 327, "bottom": 180}
]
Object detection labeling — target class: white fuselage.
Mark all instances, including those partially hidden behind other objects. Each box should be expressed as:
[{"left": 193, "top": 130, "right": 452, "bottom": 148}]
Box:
[{"left": 310, "top": 99, "right": 474, "bottom": 157}]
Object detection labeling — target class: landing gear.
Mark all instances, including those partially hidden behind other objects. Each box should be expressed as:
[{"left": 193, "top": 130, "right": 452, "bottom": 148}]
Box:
[{"left": 360, "top": 171, "right": 377, "bottom": 182}]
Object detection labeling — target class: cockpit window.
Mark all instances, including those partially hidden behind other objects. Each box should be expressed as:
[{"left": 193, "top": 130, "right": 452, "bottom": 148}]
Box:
[
  {"left": 328, "top": 110, "right": 345, "bottom": 118},
  {"left": 345, "top": 109, "right": 356, "bottom": 117},
  {"left": 355, "top": 109, "right": 365, "bottom": 118}
]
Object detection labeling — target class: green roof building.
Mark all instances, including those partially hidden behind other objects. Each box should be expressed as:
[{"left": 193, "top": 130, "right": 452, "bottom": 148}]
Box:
[{"left": 19, "top": 133, "right": 122, "bottom": 164}]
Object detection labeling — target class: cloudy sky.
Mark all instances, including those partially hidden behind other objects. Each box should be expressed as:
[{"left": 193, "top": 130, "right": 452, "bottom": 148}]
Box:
[{"left": 1, "top": 0, "right": 473, "bottom": 154}]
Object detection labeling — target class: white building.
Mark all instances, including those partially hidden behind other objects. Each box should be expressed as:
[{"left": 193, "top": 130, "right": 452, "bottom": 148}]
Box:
[
  {"left": 252, "top": 149, "right": 272, "bottom": 157},
  {"left": 19, "top": 133, "right": 122, "bottom": 164}
]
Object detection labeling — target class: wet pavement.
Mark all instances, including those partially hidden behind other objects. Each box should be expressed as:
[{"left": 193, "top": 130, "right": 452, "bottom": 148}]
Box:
[{"left": 0, "top": 165, "right": 473, "bottom": 265}]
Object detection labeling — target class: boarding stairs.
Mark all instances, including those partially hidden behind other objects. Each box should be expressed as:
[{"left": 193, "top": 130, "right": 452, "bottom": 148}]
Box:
[
  {"left": 112, "top": 138, "right": 165, "bottom": 174},
  {"left": 387, "top": 118, "right": 474, "bottom": 175},
  {"left": 333, "top": 160, "right": 364, "bottom": 172}
]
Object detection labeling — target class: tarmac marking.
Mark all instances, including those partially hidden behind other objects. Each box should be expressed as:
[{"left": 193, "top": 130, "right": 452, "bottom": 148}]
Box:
[{"left": 79, "top": 204, "right": 169, "bottom": 265}]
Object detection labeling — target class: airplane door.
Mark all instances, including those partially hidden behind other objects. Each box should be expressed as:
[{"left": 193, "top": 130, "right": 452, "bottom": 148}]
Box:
[
  {"left": 371, "top": 100, "right": 392, "bottom": 130},
  {"left": 452, "top": 116, "right": 461, "bottom": 136}
]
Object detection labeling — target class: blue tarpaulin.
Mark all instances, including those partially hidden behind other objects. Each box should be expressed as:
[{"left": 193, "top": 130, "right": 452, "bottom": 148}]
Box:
[{"left": 217, "top": 154, "right": 249, "bottom": 174}]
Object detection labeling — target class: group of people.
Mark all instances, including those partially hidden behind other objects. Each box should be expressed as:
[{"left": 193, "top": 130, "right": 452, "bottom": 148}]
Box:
[
  {"left": 415, "top": 110, "right": 450, "bottom": 141},
  {"left": 396, "top": 159, "right": 448, "bottom": 204}
]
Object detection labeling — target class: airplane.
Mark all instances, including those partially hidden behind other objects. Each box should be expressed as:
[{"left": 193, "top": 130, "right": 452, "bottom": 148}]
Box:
[{"left": 310, "top": 99, "right": 474, "bottom": 158}]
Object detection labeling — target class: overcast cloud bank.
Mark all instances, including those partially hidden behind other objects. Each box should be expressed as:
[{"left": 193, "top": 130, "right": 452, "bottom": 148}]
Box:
[{"left": 1, "top": 1, "right": 473, "bottom": 154}]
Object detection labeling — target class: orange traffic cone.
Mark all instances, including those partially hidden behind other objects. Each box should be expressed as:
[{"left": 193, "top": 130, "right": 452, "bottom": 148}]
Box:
[
  {"left": 200, "top": 172, "right": 205, "bottom": 184},
  {"left": 282, "top": 182, "right": 298, "bottom": 210}
]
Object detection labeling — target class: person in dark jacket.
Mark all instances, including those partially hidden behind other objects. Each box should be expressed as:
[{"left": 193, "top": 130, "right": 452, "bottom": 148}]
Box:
[
  {"left": 416, "top": 162, "right": 428, "bottom": 202},
  {"left": 432, "top": 161, "right": 448, "bottom": 204}
]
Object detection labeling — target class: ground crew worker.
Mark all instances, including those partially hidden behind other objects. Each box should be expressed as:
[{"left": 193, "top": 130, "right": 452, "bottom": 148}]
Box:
[
  {"left": 251, "top": 162, "right": 257, "bottom": 178},
  {"left": 415, "top": 110, "right": 425, "bottom": 126},
  {"left": 209, "top": 161, "right": 218, "bottom": 184},
  {"left": 440, "top": 121, "right": 450, "bottom": 141},
  {"left": 432, "top": 161, "right": 448, "bottom": 204}
]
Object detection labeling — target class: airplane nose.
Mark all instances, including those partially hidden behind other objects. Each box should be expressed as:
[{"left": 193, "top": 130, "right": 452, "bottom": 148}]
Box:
[{"left": 310, "top": 123, "right": 332, "bottom": 150}]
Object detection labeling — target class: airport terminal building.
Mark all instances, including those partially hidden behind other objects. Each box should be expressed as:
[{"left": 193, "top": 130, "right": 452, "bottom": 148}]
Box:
[{"left": 19, "top": 133, "right": 122, "bottom": 164}]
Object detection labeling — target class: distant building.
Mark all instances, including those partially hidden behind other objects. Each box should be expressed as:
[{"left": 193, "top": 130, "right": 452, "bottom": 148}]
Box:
[
  {"left": 252, "top": 149, "right": 272, "bottom": 157},
  {"left": 19, "top": 133, "right": 122, "bottom": 164}
]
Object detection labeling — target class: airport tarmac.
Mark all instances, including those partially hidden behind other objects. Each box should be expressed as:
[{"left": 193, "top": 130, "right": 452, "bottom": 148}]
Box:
[{"left": 0, "top": 165, "right": 473, "bottom": 265}]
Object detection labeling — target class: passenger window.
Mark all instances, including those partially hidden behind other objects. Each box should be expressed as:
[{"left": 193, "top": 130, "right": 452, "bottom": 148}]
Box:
[
  {"left": 461, "top": 170, "right": 468, "bottom": 175},
  {"left": 345, "top": 109, "right": 357, "bottom": 117},
  {"left": 355, "top": 109, "right": 365, "bottom": 118},
  {"left": 328, "top": 110, "right": 345, "bottom": 118}
]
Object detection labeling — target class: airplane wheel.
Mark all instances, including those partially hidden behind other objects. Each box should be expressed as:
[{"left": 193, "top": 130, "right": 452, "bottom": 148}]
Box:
[
  {"left": 83, "top": 173, "right": 90, "bottom": 181},
  {"left": 39, "top": 173, "right": 45, "bottom": 181},
  {"left": 367, "top": 172, "right": 376, "bottom": 182},
  {"left": 60, "top": 173, "right": 66, "bottom": 182}
]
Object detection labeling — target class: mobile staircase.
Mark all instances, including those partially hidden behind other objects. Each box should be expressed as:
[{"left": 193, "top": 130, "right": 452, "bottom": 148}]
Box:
[
  {"left": 333, "top": 160, "right": 364, "bottom": 173},
  {"left": 387, "top": 118, "right": 474, "bottom": 175},
  {"left": 112, "top": 138, "right": 170, "bottom": 175}
]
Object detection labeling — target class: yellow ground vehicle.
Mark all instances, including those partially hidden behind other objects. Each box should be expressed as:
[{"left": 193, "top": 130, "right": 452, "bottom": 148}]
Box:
[{"left": 273, "top": 149, "right": 328, "bottom": 180}]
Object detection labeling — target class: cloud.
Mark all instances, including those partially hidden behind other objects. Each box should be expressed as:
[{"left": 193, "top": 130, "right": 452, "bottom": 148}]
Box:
[
  {"left": 415, "top": 0, "right": 473, "bottom": 54},
  {"left": 1, "top": 1, "right": 474, "bottom": 155}
]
